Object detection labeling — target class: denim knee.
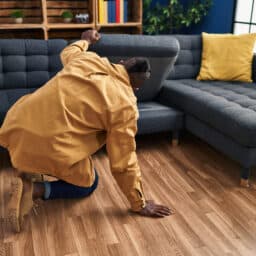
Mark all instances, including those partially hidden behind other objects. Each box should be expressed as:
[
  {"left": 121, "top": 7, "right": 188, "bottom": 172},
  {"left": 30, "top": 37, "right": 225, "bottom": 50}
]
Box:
[
  {"left": 77, "top": 169, "right": 99, "bottom": 198},
  {"left": 44, "top": 169, "right": 99, "bottom": 200}
]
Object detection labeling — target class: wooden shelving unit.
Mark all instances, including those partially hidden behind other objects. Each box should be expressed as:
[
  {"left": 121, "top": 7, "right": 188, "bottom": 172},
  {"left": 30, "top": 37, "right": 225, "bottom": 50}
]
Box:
[{"left": 0, "top": 0, "right": 143, "bottom": 39}]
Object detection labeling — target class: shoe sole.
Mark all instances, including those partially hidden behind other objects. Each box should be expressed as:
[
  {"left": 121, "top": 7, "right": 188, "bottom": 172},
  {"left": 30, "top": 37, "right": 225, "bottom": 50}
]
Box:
[{"left": 9, "top": 179, "right": 23, "bottom": 233}]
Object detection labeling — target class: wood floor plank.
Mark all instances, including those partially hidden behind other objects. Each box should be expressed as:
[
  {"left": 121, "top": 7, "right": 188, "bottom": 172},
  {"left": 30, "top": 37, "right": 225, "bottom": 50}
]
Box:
[{"left": 1, "top": 133, "right": 256, "bottom": 255}]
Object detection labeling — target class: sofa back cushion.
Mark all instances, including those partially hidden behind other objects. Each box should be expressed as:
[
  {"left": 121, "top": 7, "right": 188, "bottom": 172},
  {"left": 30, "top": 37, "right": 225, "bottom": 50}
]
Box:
[
  {"left": 167, "top": 35, "right": 202, "bottom": 80},
  {"left": 89, "top": 34, "right": 179, "bottom": 101},
  {"left": 167, "top": 34, "right": 256, "bottom": 82},
  {"left": 0, "top": 39, "right": 67, "bottom": 90}
]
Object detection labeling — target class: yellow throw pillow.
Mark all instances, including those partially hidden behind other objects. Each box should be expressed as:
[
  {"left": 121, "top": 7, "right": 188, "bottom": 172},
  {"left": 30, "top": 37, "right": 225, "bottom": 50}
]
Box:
[{"left": 197, "top": 32, "right": 256, "bottom": 83}]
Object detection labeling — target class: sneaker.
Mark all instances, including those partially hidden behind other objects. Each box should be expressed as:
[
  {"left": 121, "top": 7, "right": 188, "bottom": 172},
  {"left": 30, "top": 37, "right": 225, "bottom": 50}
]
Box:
[
  {"left": 8, "top": 177, "right": 23, "bottom": 233},
  {"left": 19, "top": 178, "right": 34, "bottom": 228}
]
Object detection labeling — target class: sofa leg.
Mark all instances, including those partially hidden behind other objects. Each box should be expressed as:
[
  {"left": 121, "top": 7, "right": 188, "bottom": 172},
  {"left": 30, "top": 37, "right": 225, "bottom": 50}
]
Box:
[
  {"left": 172, "top": 131, "right": 179, "bottom": 146},
  {"left": 240, "top": 167, "right": 251, "bottom": 188}
]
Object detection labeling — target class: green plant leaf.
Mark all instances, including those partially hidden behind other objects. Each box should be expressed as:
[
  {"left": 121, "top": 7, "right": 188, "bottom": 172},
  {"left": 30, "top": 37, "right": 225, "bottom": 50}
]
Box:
[
  {"left": 10, "top": 10, "right": 24, "bottom": 18},
  {"left": 61, "top": 10, "right": 73, "bottom": 19},
  {"left": 143, "top": 0, "right": 212, "bottom": 34}
]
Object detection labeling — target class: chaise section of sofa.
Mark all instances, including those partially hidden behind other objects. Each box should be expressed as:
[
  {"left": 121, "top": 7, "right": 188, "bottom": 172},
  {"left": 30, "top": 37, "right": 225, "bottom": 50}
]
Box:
[{"left": 156, "top": 34, "right": 256, "bottom": 185}]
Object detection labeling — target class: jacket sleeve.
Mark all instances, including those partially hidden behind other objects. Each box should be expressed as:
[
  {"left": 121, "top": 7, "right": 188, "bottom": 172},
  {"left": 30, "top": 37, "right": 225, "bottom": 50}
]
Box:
[
  {"left": 106, "top": 105, "right": 146, "bottom": 212},
  {"left": 60, "top": 40, "right": 89, "bottom": 66}
]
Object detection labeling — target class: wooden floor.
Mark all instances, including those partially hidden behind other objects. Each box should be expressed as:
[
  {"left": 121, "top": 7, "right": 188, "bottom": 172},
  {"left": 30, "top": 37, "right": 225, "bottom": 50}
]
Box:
[{"left": 0, "top": 132, "right": 256, "bottom": 256}]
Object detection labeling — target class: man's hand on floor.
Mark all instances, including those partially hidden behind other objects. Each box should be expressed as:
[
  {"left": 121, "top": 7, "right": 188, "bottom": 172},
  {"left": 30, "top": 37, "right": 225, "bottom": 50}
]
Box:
[
  {"left": 81, "top": 29, "right": 101, "bottom": 44},
  {"left": 139, "top": 200, "right": 174, "bottom": 217}
]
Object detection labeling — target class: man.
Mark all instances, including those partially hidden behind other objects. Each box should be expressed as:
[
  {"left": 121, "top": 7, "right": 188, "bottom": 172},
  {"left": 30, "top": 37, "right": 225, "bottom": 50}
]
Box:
[{"left": 0, "top": 30, "right": 172, "bottom": 232}]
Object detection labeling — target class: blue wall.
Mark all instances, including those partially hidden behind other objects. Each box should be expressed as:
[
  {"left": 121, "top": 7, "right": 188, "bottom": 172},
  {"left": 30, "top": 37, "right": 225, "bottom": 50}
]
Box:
[
  {"left": 150, "top": 0, "right": 236, "bottom": 34},
  {"left": 151, "top": 0, "right": 168, "bottom": 4}
]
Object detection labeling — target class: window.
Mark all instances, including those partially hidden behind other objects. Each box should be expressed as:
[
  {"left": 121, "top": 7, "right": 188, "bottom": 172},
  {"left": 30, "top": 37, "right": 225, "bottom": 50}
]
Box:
[{"left": 233, "top": 0, "right": 256, "bottom": 34}]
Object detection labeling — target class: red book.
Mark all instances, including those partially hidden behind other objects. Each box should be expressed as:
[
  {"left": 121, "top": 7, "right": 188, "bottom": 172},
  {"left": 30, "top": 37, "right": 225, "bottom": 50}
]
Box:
[{"left": 116, "top": 0, "right": 120, "bottom": 23}]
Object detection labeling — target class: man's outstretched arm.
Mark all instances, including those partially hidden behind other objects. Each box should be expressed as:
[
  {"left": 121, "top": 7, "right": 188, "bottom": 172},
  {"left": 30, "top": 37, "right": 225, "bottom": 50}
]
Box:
[
  {"left": 60, "top": 29, "right": 101, "bottom": 66},
  {"left": 106, "top": 107, "right": 173, "bottom": 217}
]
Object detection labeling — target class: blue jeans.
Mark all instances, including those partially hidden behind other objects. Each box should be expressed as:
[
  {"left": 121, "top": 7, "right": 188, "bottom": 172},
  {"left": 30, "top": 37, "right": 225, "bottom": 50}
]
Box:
[{"left": 43, "top": 169, "right": 98, "bottom": 200}]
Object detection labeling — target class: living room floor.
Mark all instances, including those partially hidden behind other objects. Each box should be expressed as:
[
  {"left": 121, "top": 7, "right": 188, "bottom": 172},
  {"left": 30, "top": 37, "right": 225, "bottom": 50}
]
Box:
[{"left": 0, "top": 132, "right": 256, "bottom": 256}]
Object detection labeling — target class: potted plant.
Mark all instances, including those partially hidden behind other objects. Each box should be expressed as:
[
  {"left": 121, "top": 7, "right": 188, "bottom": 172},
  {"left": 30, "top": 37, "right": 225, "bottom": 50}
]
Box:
[
  {"left": 10, "top": 10, "right": 24, "bottom": 24},
  {"left": 143, "top": 0, "right": 212, "bottom": 34},
  {"left": 61, "top": 10, "right": 73, "bottom": 23}
]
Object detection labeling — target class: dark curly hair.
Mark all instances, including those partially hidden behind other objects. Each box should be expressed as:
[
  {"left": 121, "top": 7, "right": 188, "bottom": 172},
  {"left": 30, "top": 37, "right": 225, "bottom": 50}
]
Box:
[{"left": 126, "top": 57, "right": 151, "bottom": 74}]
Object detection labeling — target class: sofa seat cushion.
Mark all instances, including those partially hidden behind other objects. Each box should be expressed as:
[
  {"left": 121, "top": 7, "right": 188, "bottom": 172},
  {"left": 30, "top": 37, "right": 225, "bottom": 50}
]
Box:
[
  {"left": 137, "top": 101, "right": 183, "bottom": 135},
  {"left": 0, "top": 88, "right": 37, "bottom": 126},
  {"left": 157, "top": 79, "right": 256, "bottom": 147}
]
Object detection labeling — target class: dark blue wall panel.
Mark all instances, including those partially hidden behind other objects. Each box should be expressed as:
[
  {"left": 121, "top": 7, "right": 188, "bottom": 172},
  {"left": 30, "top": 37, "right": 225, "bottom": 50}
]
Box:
[
  {"left": 150, "top": 0, "right": 236, "bottom": 34},
  {"left": 151, "top": 0, "right": 169, "bottom": 5}
]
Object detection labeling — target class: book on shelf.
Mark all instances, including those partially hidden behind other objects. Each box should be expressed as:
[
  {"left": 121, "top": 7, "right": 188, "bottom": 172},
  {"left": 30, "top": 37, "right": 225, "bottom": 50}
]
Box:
[
  {"left": 124, "top": 0, "right": 128, "bottom": 22},
  {"left": 116, "top": 0, "right": 120, "bottom": 23},
  {"left": 108, "top": 0, "right": 112, "bottom": 23},
  {"left": 112, "top": 1, "right": 116, "bottom": 23},
  {"left": 98, "top": 0, "right": 104, "bottom": 23},
  {"left": 108, "top": 0, "right": 116, "bottom": 23},
  {"left": 120, "top": 0, "right": 124, "bottom": 23},
  {"left": 98, "top": 0, "right": 129, "bottom": 24},
  {"left": 104, "top": 0, "right": 108, "bottom": 23}
]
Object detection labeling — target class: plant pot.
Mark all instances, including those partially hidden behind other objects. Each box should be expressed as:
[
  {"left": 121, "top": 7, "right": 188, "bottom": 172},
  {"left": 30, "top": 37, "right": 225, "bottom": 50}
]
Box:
[
  {"left": 63, "top": 18, "right": 72, "bottom": 23},
  {"left": 14, "top": 18, "right": 23, "bottom": 24}
]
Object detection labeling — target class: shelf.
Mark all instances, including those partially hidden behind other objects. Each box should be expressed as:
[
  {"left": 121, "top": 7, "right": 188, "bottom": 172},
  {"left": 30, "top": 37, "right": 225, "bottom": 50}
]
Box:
[
  {"left": 0, "top": 0, "right": 142, "bottom": 39},
  {"left": 0, "top": 24, "right": 43, "bottom": 29},
  {"left": 47, "top": 23, "right": 94, "bottom": 29},
  {"left": 96, "top": 22, "right": 141, "bottom": 27}
]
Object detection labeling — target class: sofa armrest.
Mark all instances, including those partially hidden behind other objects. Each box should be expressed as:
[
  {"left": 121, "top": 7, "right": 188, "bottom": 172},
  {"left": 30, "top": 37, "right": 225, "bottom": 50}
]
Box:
[
  {"left": 253, "top": 54, "right": 256, "bottom": 82},
  {"left": 89, "top": 34, "right": 179, "bottom": 58}
]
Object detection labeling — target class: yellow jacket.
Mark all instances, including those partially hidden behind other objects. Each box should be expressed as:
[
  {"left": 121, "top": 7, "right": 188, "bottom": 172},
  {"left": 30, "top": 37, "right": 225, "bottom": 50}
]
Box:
[{"left": 0, "top": 40, "right": 146, "bottom": 211}]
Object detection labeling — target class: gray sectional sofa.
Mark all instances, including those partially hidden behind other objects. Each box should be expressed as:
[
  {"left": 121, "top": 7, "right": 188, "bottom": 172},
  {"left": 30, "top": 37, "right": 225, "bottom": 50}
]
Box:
[
  {"left": 1, "top": 34, "right": 255, "bottom": 185},
  {"left": 156, "top": 35, "right": 256, "bottom": 184}
]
